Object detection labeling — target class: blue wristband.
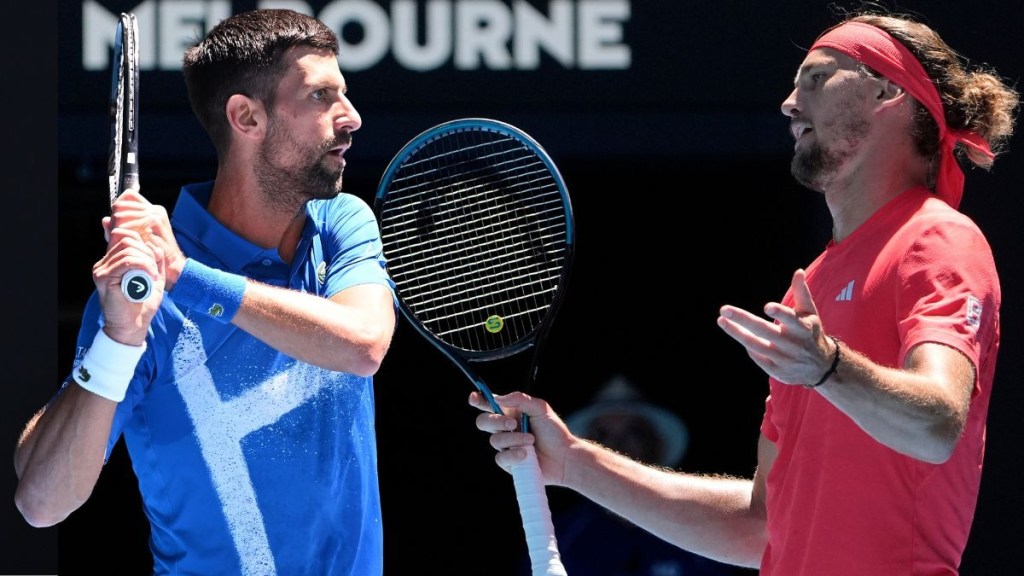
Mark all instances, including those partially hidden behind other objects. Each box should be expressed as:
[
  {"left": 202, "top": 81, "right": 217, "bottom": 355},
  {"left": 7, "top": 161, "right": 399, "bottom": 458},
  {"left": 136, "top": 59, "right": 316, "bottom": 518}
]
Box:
[{"left": 170, "top": 259, "right": 247, "bottom": 322}]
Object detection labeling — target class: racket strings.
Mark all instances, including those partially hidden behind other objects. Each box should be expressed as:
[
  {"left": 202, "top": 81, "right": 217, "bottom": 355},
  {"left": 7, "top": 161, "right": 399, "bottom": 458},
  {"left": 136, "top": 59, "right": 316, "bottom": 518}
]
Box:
[{"left": 379, "top": 129, "right": 570, "bottom": 355}]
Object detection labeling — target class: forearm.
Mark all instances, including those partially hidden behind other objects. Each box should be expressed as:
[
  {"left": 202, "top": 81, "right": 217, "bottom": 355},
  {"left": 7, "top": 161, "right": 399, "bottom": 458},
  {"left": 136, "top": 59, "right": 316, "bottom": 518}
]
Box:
[
  {"left": 168, "top": 258, "right": 395, "bottom": 376},
  {"left": 232, "top": 281, "right": 395, "bottom": 376},
  {"left": 564, "top": 440, "right": 766, "bottom": 568},
  {"left": 815, "top": 342, "right": 972, "bottom": 463},
  {"left": 14, "top": 385, "right": 116, "bottom": 527}
]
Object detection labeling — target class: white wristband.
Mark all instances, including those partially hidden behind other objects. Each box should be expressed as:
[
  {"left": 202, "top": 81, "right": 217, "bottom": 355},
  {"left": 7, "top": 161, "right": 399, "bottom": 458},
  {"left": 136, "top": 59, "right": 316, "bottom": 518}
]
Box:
[{"left": 72, "top": 329, "right": 146, "bottom": 402}]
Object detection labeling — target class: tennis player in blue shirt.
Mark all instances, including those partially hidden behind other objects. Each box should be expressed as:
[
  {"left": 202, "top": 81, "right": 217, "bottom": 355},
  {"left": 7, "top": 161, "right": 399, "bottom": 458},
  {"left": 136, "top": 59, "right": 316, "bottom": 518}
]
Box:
[{"left": 15, "top": 9, "right": 397, "bottom": 575}]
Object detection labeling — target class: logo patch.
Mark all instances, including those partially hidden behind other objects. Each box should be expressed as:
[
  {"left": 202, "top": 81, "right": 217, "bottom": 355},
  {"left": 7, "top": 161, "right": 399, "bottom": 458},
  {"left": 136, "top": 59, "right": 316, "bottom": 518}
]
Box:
[
  {"left": 485, "top": 315, "right": 504, "bottom": 333},
  {"left": 966, "top": 295, "right": 983, "bottom": 328},
  {"left": 835, "top": 280, "right": 855, "bottom": 302},
  {"left": 317, "top": 261, "right": 327, "bottom": 285}
]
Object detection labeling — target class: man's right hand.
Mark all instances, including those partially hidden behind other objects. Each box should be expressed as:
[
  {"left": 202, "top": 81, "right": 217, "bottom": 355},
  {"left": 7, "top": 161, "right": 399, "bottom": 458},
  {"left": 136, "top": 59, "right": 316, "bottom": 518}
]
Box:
[
  {"left": 96, "top": 193, "right": 166, "bottom": 346},
  {"left": 469, "top": 390, "right": 574, "bottom": 487}
]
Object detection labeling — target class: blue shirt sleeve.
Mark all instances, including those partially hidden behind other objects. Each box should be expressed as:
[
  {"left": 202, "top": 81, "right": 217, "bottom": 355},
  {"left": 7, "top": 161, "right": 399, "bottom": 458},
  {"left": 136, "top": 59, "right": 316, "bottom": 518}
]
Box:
[{"left": 320, "top": 195, "right": 396, "bottom": 299}]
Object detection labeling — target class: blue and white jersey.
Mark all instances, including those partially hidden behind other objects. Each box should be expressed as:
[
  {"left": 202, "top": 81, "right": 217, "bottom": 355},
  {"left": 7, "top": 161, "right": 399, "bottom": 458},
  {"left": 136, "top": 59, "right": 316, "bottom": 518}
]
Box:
[{"left": 70, "top": 181, "right": 394, "bottom": 575}]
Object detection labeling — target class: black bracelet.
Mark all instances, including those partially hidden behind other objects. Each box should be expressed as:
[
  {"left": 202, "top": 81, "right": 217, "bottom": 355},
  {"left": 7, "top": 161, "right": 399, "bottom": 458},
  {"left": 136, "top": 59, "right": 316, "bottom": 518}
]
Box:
[{"left": 805, "top": 335, "right": 841, "bottom": 389}]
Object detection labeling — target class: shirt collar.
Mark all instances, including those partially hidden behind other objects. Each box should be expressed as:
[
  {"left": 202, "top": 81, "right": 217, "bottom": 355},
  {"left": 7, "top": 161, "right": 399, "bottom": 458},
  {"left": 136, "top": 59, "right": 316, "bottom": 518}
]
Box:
[{"left": 171, "top": 181, "right": 294, "bottom": 273}]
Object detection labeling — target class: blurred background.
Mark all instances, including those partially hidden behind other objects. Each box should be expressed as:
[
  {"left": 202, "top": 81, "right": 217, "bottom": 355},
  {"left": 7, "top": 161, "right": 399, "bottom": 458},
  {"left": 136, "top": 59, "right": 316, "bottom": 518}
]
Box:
[{"left": 4, "top": 0, "right": 1021, "bottom": 574}]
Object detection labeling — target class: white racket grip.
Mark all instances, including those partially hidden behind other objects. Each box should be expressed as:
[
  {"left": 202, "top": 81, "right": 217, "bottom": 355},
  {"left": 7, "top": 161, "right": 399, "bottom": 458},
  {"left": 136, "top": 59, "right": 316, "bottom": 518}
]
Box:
[{"left": 511, "top": 445, "right": 568, "bottom": 576}]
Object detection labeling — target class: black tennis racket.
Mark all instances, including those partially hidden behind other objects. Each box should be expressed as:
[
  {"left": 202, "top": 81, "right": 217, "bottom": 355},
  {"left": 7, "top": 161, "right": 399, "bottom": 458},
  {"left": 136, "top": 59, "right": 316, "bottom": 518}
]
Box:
[
  {"left": 375, "top": 118, "right": 574, "bottom": 576},
  {"left": 108, "top": 11, "right": 153, "bottom": 303}
]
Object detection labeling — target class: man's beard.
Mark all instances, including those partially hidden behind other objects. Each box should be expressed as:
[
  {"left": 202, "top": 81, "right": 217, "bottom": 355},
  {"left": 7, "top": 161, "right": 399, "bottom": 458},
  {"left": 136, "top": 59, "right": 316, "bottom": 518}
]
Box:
[
  {"left": 790, "top": 141, "right": 840, "bottom": 192},
  {"left": 790, "top": 111, "right": 869, "bottom": 193},
  {"left": 254, "top": 122, "right": 345, "bottom": 213}
]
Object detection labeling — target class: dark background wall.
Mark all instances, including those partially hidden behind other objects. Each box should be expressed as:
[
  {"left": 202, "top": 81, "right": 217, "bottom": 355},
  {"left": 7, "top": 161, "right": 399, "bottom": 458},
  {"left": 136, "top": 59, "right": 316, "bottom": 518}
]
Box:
[{"left": 4, "top": 1, "right": 1021, "bottom": 574}]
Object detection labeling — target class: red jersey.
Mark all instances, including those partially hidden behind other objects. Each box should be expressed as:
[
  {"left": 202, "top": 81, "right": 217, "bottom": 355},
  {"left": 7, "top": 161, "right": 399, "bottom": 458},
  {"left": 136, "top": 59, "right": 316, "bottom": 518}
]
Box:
[{"left": 760, "top": 187, "right": 1000, "bottom": 575}]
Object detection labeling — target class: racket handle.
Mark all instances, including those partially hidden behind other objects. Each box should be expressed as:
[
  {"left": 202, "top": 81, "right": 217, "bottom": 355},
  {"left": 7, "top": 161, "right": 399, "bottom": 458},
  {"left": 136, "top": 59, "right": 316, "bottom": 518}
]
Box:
[
  {"left": 121, "top": 269, "right": 153, "bottom": 302},
  {"left": 116, "top": 184, "right": 152, "bottom": 303},
  {"left": 511, "top": 445, "right": 568, "bottom": 576}
]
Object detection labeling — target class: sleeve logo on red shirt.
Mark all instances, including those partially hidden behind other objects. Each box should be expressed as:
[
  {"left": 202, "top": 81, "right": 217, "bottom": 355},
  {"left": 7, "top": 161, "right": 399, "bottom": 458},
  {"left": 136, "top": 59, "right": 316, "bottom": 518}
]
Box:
[{"left": 966, "top": 295, "right": 983, "bottom": 328}]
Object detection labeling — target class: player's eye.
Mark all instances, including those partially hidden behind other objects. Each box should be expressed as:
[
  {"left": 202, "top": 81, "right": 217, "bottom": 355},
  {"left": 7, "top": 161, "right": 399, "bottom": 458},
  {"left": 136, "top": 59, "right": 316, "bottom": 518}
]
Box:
[
  {"left": 796, "top": 70, "right": 827, "bottom": 90},
  {"left": 311, "top": 88, "right": 327, "bottom": 102}
]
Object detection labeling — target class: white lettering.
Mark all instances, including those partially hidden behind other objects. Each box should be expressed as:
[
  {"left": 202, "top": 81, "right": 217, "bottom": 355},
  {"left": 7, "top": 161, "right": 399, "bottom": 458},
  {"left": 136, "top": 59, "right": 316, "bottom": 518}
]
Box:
[
  {"left": 83, "top": 0, "right": 119, "bottom": 70},
  {"left": 319, "top": 0, "right": 392, "bottom": 71},
  {"left": 513, "top": 0, "right": 573, "bottom": 69},
  {"left": 159, "top": 1, "right": 231, "bottom": 69},
  {"left": 81, "top": 1, "right": 632, "bottom": 72},
  {"left": 83, "top": 0, "right": 229, "bottom": 71},
  {"left": 133, "top": 2, "right": 159, "bottom": 69},
  {"left": 392, "top": 0, "right": 452, "bottom": 72},
  {"left": 455, "top": 0, "right": 512, "bottom": 69},
  {"left": 579, "top": 0, "right": 630, "bottom": 69}
]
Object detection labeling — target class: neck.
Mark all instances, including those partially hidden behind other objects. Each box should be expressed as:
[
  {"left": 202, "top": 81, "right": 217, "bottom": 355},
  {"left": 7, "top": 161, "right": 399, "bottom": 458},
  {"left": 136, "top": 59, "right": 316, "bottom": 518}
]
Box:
[
  {"left": 207, "top": 167, "right": 306, "bottom": 264},
  {"left": 824, "top": 146, "right": 929, "bottom": 244}
]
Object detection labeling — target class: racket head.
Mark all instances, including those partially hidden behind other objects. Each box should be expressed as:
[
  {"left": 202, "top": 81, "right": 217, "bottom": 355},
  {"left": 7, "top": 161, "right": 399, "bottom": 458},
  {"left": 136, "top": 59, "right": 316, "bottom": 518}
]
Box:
[
  {"left": 108, "top": 12, "right": 139, "bottom": 207},
  {"left": 374, "top": 118, "right": 575, "bottom": 363}
]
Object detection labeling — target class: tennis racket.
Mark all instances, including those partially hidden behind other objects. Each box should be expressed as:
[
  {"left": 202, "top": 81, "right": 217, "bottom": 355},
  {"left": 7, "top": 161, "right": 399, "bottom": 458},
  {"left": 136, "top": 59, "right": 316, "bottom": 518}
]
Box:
[
  {"left": 108, "top": 11, "right": 153, "bottom": 303},
  {"left": 374, "top": 118, "right": 574, "bottom": 576}
]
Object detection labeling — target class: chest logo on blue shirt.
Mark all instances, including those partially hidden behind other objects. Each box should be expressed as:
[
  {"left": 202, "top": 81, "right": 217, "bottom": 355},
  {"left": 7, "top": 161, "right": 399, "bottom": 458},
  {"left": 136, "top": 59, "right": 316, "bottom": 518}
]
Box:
[{"left": 317, "top": 261, "right": 327, "bottom": 285}]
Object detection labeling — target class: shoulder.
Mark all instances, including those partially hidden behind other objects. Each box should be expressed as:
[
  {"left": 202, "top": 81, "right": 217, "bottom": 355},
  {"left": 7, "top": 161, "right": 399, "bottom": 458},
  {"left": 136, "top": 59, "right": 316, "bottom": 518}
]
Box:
[
  {"left": 889, "top": 195, "right": 991, "bottom": 254},
  {"left": 915, "top": 195, "right": 985, "bottom": 232},
  {"left": 307, "top": 194, "right": 381, "bottom": 247},
  {"left": 891, "top": 199, "right": 1000, "bottom": 293},
  {"left": 307, "top": 193, "right": 375, "bottom": 222}
]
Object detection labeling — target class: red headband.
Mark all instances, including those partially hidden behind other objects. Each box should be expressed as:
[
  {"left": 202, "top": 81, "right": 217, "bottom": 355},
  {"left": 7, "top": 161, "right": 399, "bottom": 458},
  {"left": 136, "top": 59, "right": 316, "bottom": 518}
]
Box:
[{"left": 810, "top": 21, "right": 993, "bottom": 209}]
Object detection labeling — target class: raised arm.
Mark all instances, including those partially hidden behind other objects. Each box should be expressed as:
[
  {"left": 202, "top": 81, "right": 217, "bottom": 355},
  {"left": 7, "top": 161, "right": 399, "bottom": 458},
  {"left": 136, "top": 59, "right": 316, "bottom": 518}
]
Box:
[
  {"left": 717, "top": 268, "right": 974, "bottom": 463},
  {"left": 15, "top": 210, "right": 165, "bottom": 527},
  {"left": 120, "top": 189, "right": 397, "bottom": 377},
  {"left": 231, "top": 281, "right": 396, "bottom": 376}
]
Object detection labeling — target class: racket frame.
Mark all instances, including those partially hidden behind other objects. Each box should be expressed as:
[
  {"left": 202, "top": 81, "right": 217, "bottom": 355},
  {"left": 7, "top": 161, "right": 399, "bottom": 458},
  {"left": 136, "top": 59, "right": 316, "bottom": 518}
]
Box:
[
  {"left": 374, "top": 117, "right": 575, "bottom": 409},
  {"left": 374, "top": 117, "right": 574, "bottom": 576},
  {"left": 108, "top": 12, "right": 152, "bottom": 303}
]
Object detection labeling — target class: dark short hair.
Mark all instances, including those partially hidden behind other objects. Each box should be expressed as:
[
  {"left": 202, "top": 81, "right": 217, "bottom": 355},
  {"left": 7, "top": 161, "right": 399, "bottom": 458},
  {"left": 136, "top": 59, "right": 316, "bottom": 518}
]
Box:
[{"left": 182, "top": 9, "right": 340, "bottom": 157}]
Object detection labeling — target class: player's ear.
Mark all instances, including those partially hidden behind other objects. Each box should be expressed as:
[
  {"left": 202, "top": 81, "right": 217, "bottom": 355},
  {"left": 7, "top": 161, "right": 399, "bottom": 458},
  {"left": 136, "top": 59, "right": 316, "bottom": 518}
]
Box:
[
  {"left": 225, "top": 94, "right": 267, "bottom": 141},
  {"left": 875, "top": 77, "right": 907, "bottom": 110}
]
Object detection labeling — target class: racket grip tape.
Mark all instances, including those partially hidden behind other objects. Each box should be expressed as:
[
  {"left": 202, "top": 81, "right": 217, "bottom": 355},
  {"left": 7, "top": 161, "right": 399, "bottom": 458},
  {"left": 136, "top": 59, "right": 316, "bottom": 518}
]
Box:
[
  {"left": 121, "top": 269, "right": 153, "bottom": 302},
  {"left": 511, "top": 445, "right": 568, "bottom": 576}
]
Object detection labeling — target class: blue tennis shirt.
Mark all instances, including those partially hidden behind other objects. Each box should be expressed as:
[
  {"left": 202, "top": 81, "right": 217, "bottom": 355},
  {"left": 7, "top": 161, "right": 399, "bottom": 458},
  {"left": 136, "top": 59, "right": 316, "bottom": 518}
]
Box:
[{"left": 71, "top": 181, "right": 395, "bottom": 575}]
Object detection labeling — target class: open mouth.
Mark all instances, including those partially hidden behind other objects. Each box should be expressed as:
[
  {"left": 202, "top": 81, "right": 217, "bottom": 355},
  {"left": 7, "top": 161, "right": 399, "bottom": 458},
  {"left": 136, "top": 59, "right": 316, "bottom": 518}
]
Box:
[{"left": 791, "top": 121, "right": 812, "bottom": 141}]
